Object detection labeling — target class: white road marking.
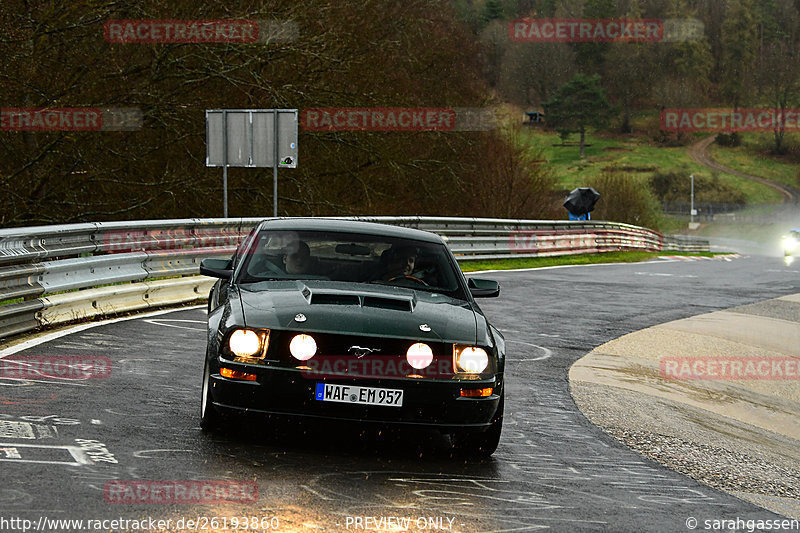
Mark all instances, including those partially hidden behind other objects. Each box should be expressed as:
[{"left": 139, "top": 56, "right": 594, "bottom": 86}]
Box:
[
  {"left": 507, "top": 340, "right": 552, "bottom": 362},
  {"left": 301, "top": 484, "right": 334, "bottom": 500},
  {"left": 634, "top": 272, "right": 698, "bottom": 278},
  {"left": 0, "top": 305, "right": 204, "bottom": 358},
  {"left": 133, "top": 449, "right": 194, "bottom": 459},
  {"left": 0, "top": 442, "right": 92, "bottom": 465},
  {"left": 142, "top": 319, "right": 206, "bottom": 331},
  {"left": 0, "top": 376, "right": 87, "bottom": 387}
]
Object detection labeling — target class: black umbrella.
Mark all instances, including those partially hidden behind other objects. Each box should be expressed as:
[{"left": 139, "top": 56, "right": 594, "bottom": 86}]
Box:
[{"left": 563, "top": 187, "right": 601, "bottom": 216}]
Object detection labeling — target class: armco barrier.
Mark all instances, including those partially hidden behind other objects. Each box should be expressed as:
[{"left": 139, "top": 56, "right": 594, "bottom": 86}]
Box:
[{"left": 0, "top": 217, "right": 708, "bottom": 341}]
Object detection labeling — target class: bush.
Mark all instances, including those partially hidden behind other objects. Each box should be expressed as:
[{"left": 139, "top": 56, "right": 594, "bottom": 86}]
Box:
[
  {"left": 587, "top": 172, "right": 662, "bottom": 229},
  {"left": 651, "top": 130, "right": 693, "bottom": 147},
  {"left": 715, "top": 133, "right": 741, "bottom": 147},
  {"left": 460, "top": 127, "right": 562, "bottom": 219},
  {"left": 649, "top": 168, "right": 746, "bottom": 205}
]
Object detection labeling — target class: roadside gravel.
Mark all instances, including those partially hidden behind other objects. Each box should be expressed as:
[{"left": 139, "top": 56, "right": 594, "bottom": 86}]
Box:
[{"left": 569, "top": 294, "right": 800, "bottom": 519}]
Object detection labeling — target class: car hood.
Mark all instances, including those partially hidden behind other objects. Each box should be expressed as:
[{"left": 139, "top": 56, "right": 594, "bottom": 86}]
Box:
[{"left": 238, "top": 281, "right": 478, "bottom": 344}]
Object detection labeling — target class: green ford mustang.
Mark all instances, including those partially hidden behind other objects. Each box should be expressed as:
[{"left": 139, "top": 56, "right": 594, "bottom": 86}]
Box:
[{"left": 199, "top": 218, "right": 504, "bottom": 457}]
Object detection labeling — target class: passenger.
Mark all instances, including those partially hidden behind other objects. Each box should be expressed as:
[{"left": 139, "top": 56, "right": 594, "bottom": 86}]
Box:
[{"left": 282, "top": 241, "right": 317, "bottom": 275}]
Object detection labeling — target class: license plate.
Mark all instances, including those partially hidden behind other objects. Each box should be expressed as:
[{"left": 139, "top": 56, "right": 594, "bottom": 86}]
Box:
[{"left": 315, "top": 383, "right": 403, "bottom": 407}]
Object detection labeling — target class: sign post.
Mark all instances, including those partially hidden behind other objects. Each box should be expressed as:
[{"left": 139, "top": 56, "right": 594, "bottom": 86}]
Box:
[{"left": 206, "top": 109, "right": 298, "bottom": 217}]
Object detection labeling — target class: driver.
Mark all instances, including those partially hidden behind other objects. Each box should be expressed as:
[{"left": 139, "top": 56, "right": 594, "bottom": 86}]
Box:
[{"left": 379, "top": 245, "right": 419, "bottom": 281}]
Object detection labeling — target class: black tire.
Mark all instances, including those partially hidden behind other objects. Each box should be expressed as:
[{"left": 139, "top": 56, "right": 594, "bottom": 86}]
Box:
[
  {"left": 452, "top": 395, "right": 504, "bottom": 458},
  {"left": 200, "top": 359, "right": 223, "bottom": 431}
]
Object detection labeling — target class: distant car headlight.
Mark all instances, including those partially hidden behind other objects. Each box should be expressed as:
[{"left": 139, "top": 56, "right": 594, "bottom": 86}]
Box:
[
  {"left": 228, "top": 329, "right": 268, "bottom": 359},
  {"left": 783, "top": 236, "right": 799, "bottom": 252},
  {"left": 406, "top": 343, "right": 433, "bottom": 369},
  {"left": 289, "top": 334, "right": 317, "bottom": 361},
  {"left": 454, "top": 345, "right": 489, "bottom": 373}
]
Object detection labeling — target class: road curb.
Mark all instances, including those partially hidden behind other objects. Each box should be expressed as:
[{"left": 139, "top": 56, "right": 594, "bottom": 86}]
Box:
[{"left": 569, "top": 293, "right": 800, "bottom": 519}]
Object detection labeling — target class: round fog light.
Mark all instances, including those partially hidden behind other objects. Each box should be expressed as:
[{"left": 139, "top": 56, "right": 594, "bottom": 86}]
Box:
[
  {"left": 406, "top": 343, "right": 433, "bottom": 369},
  {"left": 290, "top": 334, "right": 317, "bottom": 361}
]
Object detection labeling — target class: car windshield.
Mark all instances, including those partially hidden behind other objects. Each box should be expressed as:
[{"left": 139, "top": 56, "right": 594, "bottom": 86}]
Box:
[{"left": 236, "top": 229, "right": 466, "bottom": 298}]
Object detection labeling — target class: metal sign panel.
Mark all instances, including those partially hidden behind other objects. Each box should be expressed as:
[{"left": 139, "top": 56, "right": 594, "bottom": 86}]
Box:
[{"left": 206, "top": 109, "right": 297, "bottom": 168}]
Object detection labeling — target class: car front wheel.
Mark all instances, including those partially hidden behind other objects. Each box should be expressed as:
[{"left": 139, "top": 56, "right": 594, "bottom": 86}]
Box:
[{"left": 200, "top": 359, "right": 223, "bottom": 431}]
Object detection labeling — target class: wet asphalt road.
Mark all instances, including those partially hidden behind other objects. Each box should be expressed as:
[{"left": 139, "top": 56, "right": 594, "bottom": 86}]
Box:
[{"left": 0, "top": 254, "right": 798, "bottom": 533}]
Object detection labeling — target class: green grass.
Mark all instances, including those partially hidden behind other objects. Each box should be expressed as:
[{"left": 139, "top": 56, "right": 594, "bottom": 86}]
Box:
[
  {"left": 707, "top": 170, "right": 784, "bottom": 204},
  {"left": 459, "top": 250, "right": 717, "bottom": 272},
  {"left": 519, "top": 128, "right": 783, "bottom": 204},
  {"left": 523, "top": 128, "right": 702, "bottom": 185},
  {"left": 659, "top": 216, "right": 694, "bottom": 234},
  {"left": 707, "top": 133, "right": 800, "bottom": 190}
]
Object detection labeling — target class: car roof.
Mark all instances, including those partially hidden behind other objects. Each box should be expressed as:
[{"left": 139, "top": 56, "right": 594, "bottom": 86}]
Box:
[{"left": 256, "top": 218, "right": 445, "bottom": 244}]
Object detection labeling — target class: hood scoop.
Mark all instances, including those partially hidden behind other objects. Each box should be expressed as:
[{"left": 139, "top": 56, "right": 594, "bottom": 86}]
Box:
[
  {"left": 307, "top": 288, "right": 415, "bottom": 312},
  {"left": 363, "top": 296, "right": 413, "bottom": 312},
  {"left": 310, "top": 293, "right": 360, "bottom": 306}
]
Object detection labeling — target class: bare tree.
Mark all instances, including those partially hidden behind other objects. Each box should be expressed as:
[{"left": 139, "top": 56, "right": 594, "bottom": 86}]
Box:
[
  {"left": 499, "top": 42, "right": 577, "bottom": 107},
  {"left": 1, "top": 0, "right": 522, "bottom": 224}
]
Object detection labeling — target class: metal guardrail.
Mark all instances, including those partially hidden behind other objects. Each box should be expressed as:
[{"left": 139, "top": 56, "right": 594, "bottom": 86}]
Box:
[
  {"left": 663, "top": 234, "right": 711, "bottom": 253},
  {"left": 0, "top": 217, "right": 708, "bottom": 341}
]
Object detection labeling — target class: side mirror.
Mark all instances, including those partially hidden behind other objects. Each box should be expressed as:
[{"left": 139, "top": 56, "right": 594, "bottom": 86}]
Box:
[
  {"left": 200, "top": 258, "right": 233, "bottom": 279},
  {"left": 468, "top": 278, "right": 500, "bottom": 298}
]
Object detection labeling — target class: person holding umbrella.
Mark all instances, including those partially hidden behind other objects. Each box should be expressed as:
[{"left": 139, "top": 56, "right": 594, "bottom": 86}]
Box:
[{"left": 564, "top": 187, "right": 601, "bottom": 221}]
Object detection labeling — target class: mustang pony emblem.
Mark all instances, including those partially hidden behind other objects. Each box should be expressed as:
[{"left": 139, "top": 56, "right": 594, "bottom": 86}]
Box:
[{"left": 347, "top": 346, "right": 381, "bottom": 358}]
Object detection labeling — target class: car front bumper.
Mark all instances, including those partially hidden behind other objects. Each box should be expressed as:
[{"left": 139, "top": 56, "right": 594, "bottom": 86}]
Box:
[{"left": 207, "top": 358, "right": 503, "bottom": 430}]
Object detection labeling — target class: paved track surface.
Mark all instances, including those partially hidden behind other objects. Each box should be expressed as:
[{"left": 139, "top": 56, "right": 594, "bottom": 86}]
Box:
[{"left": 1, "top": 255, "right": 799, "bottom": 532}]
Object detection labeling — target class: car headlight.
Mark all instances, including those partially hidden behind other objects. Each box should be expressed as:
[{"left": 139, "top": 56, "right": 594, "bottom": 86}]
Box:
[
  {"left": 406, "top": 343, "right": 433, "bottom": 369},
  {"left": 289, "top": 334, "right": 317, "bottom": 361},
  {"left": 228, "top": 329, "right": 269, "bottom": 359},
  {"left": 453, "top": 345, "right": 489, "bottom": 373},
  {"left": 783, "top": 236, "right": 799, "bottom": 251}
]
